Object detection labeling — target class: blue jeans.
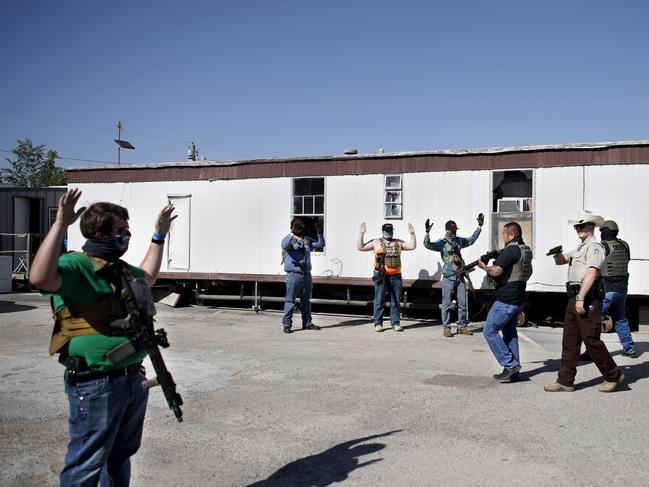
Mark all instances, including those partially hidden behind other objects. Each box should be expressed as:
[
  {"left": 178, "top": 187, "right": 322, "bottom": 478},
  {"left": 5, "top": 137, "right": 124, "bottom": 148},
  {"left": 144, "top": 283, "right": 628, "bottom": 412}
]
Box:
[
  {"left": 441, "top": 277, "right": 468, "bottom": 328},
  {"left": 282, "top": 272, "right": 312, "bottom": 328},
  {"left": 483, "top": 300, "right": 522, "bottom": 369},
  {"left": 602, "top": 291, "right": 635, "bottom": 354},
  {"left": 60, "top": 370, "right": 148, "bottom": 487},
  {"left": 373, "top": 273, "right": 402, "bottom": 326}
]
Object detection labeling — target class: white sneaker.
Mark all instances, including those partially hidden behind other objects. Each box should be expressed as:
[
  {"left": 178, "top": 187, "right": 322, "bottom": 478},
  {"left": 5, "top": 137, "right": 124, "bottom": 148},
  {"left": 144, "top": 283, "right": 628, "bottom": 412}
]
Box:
[
  {"left": 392, "top": 324, "right": 403, "bottom": 332},
  {"left": 374, "top": 325, "right": 384, "bottom": 332}
]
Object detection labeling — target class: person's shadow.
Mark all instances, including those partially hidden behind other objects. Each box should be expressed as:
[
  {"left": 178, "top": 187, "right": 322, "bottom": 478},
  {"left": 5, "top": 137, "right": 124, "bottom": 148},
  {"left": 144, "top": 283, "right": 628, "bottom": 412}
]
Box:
[
  {"left": 246, "top": 430, "right": 402, "bottom": 487},
  {"left": 0, "top": 299, "right": 37, "bottom": 314}
]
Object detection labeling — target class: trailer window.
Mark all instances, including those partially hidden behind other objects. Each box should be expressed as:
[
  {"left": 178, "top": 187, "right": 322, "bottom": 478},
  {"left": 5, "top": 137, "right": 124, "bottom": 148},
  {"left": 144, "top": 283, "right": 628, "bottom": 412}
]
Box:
[
  {"left": 492, "top": 170, "right": 534, "bottom": 249},
  {"left": 292, "top": 177, "right": 325, "bottom": 250},
  {"left": 384, "top": 175, "right": 403, "bottom": 219}
]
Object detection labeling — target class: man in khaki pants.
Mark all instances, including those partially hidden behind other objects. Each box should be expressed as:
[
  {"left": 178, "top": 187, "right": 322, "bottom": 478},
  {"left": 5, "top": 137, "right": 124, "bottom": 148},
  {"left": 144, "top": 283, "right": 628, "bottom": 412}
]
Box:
[{"left": 544, "top": 211, "right": 624, "bottom": 393}]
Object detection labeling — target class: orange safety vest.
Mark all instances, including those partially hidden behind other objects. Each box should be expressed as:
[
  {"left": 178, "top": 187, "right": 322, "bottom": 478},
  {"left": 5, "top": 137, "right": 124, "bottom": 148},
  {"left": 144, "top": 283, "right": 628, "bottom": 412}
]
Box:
[{"left": 375, "top": 239, "right": 402, "bottom": 276}]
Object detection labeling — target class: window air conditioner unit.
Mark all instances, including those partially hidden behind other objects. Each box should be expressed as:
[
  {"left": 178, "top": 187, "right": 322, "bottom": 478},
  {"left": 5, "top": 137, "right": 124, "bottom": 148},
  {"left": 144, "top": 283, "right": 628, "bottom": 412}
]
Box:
[{"left": 497, "top": 197, "right": 529, "bottom": 212}]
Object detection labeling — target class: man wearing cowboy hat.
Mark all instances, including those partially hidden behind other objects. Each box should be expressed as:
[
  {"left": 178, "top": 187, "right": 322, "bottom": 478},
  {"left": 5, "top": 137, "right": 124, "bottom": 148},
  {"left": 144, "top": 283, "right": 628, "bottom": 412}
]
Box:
[{"left": 544, "top": 210, "right": 624, "bottom": 393}]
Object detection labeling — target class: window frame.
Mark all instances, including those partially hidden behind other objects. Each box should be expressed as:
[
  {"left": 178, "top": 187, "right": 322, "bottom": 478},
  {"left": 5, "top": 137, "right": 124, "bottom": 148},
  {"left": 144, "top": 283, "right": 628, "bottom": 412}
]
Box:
[
  {"left": 490, "top": 169, "right": 535, "bottom": 252},
  {"left": 291, "top": 177, "right": 326, "bottom": 254},
  {"left": 383, "top": 174, "right": 403, "bottom": 220}
]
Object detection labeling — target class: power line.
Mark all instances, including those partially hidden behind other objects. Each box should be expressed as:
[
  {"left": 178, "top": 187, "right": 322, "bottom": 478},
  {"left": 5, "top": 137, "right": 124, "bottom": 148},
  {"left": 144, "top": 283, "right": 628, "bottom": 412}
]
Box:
[
  {"left": 0, "top": 108, "right": 254, "bottom": 158},
  {"left": 1, "top": 148, "right": 118, "bottom": 165}
]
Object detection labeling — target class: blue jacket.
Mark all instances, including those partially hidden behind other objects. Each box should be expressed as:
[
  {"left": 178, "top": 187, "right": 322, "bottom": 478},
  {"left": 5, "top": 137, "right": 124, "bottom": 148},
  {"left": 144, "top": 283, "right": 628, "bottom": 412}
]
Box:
[
  {"left": 423, "top": 227, "right": 481, "bottom": 280},
  {"left": 281, "top": 233, "right": 325, "bottom": 274}
]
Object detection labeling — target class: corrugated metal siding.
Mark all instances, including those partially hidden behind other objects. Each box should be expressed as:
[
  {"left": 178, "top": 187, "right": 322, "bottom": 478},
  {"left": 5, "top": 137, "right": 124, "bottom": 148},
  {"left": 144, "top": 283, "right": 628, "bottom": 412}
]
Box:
[
  {"left": 67, "top": 145, "right": 649, "bottom": 184},
  {"left": 0, "top": 188, "right": 65, "bottom": 234}
]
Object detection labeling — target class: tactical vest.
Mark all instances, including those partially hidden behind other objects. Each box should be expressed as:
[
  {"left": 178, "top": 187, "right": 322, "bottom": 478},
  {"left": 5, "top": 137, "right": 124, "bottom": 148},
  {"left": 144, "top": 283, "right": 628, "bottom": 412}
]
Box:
[
  {"left": 601, "top": 238, "right": 630, "bottom": 277},
  {"left": 376, "top": 239, "right": 402, "bottom": 275},
  {"left": 503, "top": 242, "right": 533, "bottom": 284},
  {"left": 48, "top": 253, "right": 131, "bottom": 355},
  {"left": 442, "top": 239, "right": 464, "bottom": 275}
]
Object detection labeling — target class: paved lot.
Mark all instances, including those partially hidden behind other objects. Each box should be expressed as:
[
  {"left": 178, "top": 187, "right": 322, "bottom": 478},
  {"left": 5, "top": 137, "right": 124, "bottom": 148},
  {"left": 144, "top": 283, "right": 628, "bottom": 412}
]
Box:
[{"left": 1, "top": 292, "right": 648, "bottom": 487}]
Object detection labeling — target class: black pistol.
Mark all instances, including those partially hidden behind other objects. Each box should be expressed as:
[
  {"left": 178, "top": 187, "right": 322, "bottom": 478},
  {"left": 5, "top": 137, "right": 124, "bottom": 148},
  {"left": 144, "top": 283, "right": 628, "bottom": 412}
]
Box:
[{"left": 546, "top": 245, "right": 563, "bottom": 257}]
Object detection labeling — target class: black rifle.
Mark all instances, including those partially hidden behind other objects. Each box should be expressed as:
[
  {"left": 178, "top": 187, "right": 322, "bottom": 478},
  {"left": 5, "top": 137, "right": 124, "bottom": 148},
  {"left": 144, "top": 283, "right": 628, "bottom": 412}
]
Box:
[
  {"left": 102, "top": 264, "right": 184, "bottom": 422},
  {"left": 454, "top": 249, "right": 500, "bottom": 276},
  {"left": 546, "top": 245, "right": 563, "bottom": 256}
]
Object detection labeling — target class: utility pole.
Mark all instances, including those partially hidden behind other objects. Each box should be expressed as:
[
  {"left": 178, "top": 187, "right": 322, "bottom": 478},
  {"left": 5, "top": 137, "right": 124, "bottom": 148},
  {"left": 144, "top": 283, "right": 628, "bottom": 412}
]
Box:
[
  {"left": 114, "top": 121, "right": 135, "bottom": 165},
  {"left": 117, "top": 121, "right": 122, "bottom": 165}
]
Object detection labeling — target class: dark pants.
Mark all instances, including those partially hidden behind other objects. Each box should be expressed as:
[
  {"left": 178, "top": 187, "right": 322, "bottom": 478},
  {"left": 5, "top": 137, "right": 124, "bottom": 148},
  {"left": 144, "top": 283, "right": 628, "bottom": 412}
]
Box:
[{"left": 557, "top": 297, "right": 620, "bottom": 387}]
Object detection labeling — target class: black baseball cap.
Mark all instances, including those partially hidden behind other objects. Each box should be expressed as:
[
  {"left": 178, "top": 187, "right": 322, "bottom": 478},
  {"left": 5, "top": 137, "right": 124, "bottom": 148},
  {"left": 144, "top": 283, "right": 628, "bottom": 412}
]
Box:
[
  {"left": 382, "top": 223, "right": 394, "bottom": 232},
  {"left": 445, "top": 220, "right": 458, "bottom": 231}
]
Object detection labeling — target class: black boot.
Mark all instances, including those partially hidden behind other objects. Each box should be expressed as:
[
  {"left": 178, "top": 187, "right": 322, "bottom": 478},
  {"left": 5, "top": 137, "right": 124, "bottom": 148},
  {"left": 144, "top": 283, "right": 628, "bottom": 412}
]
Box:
[{"left": 493, "top": 365, "right": 521, "bottom": 383}]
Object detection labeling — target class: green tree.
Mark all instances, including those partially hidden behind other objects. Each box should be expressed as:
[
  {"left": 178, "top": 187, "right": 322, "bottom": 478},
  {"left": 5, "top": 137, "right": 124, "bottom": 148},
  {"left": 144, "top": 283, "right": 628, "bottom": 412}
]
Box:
[{"left": 1, "top": 138, "right": 67, "bottom": 187}]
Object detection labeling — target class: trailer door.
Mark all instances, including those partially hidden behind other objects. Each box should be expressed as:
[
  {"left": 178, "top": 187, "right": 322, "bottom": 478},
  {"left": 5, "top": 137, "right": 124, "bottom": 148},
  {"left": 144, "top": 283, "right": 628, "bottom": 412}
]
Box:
[{"left": 167, "top": 195, "right": 191, "bottom": 271}]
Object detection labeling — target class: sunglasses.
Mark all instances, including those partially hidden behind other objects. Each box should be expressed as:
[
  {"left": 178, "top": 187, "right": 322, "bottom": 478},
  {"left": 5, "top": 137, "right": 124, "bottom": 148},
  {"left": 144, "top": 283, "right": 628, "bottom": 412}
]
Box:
[
  {"left": 111, "top": 226, "right": 131, "bottom": 237},
  {"left": 573, "top": 223, "right": 589, "bottom": 231}
]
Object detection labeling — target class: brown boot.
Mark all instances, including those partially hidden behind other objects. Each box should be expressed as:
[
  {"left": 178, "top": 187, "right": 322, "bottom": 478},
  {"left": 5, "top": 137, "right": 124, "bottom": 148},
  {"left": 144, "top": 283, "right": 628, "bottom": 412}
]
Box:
[
  {"left": 443, "top": 328, "right": 453, "bottom": 337},
  {"left": 543, "top": 382, "right": 575, "bottom": 392},
  {"left": 598, "top": 371, "right": 624, "bottom": 393},
  {"left": 459, "top": 327, "right": 473, "bottom": 336}
]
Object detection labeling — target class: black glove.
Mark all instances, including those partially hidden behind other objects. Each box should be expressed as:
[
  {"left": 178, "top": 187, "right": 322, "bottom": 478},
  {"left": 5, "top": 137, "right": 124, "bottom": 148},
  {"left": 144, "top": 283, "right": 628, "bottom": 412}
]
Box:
[
  {"left": 477, "top": 213, "right": 484, "bottom": 227},
  {"left": 425, "top": 218, "right": 433, "bottom": 233}
]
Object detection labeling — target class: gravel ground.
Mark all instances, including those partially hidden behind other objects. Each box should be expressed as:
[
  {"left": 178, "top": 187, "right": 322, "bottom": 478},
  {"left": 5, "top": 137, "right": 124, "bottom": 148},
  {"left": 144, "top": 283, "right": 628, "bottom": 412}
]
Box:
[{"left": 1, "top": 292, "right": 648, "bottom": 487}]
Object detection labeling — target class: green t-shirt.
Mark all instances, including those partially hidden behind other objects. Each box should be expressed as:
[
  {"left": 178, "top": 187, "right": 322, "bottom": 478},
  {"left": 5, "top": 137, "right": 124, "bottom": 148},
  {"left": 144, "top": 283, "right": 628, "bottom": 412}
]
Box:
[{"left": 46, "top": 252, "right": 149, "bottom": 371}]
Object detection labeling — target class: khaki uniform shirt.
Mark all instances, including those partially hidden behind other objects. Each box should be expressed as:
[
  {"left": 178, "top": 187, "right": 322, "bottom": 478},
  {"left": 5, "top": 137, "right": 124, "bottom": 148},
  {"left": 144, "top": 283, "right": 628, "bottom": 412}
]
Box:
[{"left": 566, "top": 236, "right": 605, "bottom": 283}]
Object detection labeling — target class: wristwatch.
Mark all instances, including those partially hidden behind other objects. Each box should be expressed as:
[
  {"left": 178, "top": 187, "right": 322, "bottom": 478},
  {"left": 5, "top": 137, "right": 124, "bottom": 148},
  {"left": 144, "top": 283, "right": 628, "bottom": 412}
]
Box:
[{"left": 575, "top": 295, "right": 584, "bottom": 301}]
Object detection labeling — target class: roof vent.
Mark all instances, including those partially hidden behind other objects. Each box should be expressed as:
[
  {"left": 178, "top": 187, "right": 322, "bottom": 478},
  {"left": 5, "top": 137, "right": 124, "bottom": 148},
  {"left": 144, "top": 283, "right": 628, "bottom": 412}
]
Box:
[
  {"left": 344, "top": 149, "right": 358, "bottom": 155},
  {"left": 378, "top": 148, "right": 385, "bottom": 154}
]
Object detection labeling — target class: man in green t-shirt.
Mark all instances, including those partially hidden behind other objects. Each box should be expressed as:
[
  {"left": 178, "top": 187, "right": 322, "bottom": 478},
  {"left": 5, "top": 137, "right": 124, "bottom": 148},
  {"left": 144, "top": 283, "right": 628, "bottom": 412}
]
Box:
[{"left": 30, "top": 188, "right": 176, "bottom": 486}]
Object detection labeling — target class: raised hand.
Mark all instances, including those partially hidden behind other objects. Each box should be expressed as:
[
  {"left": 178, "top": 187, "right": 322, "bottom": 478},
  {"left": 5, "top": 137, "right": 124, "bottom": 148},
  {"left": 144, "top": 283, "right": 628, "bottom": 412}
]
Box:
[
  {"left": 408, "top": 223, "right": 415, "bottom": 234},
  {"left": 155, "top": 204, "right": 177, "bottom": 235},
  {"left": 56, "top": 188, "right": 86, "bottom": 227},
  {"left": 425, "top": 218, "right": 433, "bottom": 233},
  {"left": 315, "top": 220, "right": 323, "bottom": 234},
  {"left": 477, "top": 213, "right": 485, "bottom": 227},
  {"left": 359, "top": 222, "right": 367, "bottom": 234}
]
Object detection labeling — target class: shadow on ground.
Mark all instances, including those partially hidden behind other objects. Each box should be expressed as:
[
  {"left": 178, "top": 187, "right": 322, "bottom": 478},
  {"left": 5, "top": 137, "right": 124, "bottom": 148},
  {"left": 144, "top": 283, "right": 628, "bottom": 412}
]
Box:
[
  {"left": 246, "top": 430, "right": 402, "bottom": 487},
  {"left": 0, "top": 299, "right": 37, "bottom": 314},
  {"left": 524, "top": 342, "right": 649, "bottom": 392},
  {"left": 322, "top": 318, "right": 373, "bottom": 329}
]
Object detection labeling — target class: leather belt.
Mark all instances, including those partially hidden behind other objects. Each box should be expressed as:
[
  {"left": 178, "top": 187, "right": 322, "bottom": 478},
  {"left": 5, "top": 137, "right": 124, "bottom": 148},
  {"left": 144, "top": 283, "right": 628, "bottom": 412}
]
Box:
[{"left": 65, "top": 363, "right": 142, "bottom": 385}]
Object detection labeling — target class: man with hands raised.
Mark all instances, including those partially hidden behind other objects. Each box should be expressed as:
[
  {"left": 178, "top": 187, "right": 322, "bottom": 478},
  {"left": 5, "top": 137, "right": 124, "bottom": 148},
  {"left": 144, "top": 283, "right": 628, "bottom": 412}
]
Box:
[
  {"left": 357, "top": 222, "right": 416, "bottom": 332},
  {"left": 423, "top": 213, "right": 484, "bottom": 337},
  {"left": 29, "top": 189, "right": 176, "bottom": 486}
]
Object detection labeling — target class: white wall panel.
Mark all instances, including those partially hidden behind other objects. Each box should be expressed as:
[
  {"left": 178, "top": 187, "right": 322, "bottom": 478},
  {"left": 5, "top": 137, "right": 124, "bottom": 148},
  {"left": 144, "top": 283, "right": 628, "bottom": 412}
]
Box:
[
  {"left": 529, "top": 166, "right": 584, "bottom": 293},
  {"left": 584, "top": 165, "right": 649, "bottom": 295},
  {"left": 69, "top": 163, "right": 648, "bottom": 295},
  {"left": 403, "top": 170, "right": 492, "bottom": 281}
]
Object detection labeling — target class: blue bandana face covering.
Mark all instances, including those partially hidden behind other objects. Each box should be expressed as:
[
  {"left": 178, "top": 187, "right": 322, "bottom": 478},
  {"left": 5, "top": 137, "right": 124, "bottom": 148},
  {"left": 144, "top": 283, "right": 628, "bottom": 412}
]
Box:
[
  {"left": 82, "top": 229, "right": 131, "bottom": 261},
  {"left": 382, "top": 231, "right": 393, "bottom": 241}
]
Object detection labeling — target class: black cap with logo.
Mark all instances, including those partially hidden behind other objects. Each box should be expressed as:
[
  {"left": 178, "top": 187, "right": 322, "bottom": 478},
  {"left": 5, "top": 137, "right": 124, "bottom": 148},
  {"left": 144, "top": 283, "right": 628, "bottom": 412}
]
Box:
[{"left": 445, "top": 220, "right": 458, "bottom": 231}]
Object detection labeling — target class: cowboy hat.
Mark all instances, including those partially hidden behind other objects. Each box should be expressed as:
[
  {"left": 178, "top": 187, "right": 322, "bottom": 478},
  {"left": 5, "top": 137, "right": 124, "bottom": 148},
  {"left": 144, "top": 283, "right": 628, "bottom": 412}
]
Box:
[{"left": 568, "top": 210, "right": 604, "bottom": 227}]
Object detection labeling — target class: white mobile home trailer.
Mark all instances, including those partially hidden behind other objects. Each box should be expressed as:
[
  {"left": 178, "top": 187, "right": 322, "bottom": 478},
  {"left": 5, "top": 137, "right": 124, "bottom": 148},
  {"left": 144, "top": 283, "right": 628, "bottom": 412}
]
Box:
[{"left": 67, "top": 141, "right": 649, "bottom": 319}]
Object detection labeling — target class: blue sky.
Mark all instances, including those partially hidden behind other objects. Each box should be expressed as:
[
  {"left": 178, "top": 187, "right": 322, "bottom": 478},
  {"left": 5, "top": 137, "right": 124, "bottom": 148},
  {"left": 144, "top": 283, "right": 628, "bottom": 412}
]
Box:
[{"left": 1, "top": 1, "right": 648, "bottom": 168}]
